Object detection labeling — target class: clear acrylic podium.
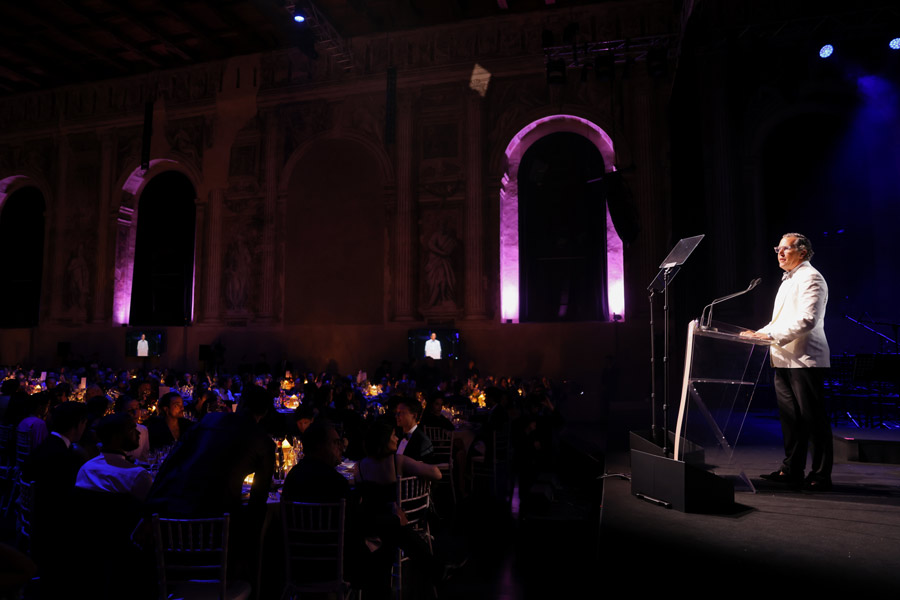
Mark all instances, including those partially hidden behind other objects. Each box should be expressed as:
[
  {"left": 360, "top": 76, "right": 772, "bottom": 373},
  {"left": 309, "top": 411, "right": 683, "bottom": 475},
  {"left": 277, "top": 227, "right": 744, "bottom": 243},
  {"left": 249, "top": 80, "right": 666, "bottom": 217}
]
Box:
[{"left": 674, "top": 320, "right": 772, "bottom": 492}]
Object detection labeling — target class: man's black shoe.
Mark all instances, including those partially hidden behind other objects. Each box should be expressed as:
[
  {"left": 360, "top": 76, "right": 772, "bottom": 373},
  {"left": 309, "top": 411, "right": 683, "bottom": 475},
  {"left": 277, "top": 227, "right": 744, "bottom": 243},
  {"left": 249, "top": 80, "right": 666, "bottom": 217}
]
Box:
[
  {"left": 760, "top": 470, "right": 803, "bottom": 485},
  {"left": 804, "top": 474, "right": 833, "bottom": 491}
]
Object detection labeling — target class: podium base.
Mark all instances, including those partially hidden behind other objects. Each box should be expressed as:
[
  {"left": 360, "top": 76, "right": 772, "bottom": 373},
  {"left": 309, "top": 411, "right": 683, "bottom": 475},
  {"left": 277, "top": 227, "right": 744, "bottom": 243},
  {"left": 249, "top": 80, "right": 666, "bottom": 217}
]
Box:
[
  {"left": 630, "top": 449, "right": 734, "bottom": 513},
  {"left": 629, "top": 429, "right": 706, "bottom": 465}
]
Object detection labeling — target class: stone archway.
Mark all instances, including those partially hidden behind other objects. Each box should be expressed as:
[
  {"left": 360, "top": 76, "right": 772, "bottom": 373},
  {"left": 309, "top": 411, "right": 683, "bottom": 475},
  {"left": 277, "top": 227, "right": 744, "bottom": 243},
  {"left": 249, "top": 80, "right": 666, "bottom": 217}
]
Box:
[
  {"left": 112, "top": 159, "right": 199, "bottom": 325},
  {"left": 500, "top": 115, "right": 624, "bottom": 323},
  {"left": 0, "top": 175, "right": 49, "bottom": 327}
]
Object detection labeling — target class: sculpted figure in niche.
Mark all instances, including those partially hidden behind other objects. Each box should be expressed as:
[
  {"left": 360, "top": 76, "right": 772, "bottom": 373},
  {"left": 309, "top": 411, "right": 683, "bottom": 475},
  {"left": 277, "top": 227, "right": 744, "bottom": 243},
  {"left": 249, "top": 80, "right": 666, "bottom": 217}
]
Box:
[
  {"left": 65, "top": 244, "right": 89, "bottom": 312},
  {"left": 224, "top": 234, "right": 252, "bottom": 311},
  {"left": 425, "top": 219, "right": 459, "bottom": 307}
]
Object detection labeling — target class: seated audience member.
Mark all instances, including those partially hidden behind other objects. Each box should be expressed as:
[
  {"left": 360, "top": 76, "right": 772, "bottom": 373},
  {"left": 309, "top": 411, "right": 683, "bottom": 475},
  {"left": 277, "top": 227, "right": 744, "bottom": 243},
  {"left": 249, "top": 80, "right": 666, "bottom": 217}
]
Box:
[
  {"left": 75, "top": 413, "right": 153, "bottom": 501},
  {"left": 144, "top": 385, "right": 276, "bottom": 580},
  {"left": 334, "top": 388, "right": 367, "bottom": 460},
  {"left": 395, "top": 397, "right": 433, "bottom": 462},
  {"left": 76, "top": 394, "right": 112, "bottom": 462},
  {"left": 470, "top": 386, "right": 510, "bottom": 460},
  {"left": 282, "top": 419, "right": 351, "bottom": 504},
  {"left": 16, "top": 391, "right": 51, "bottom": 450},
  {"left": 146, "top": 391, "right": 193, "bottom": 450},
  {"left": 282, "top": 419, "right": 359, "bottom": 585},
  {"left": 292, "top": 405, "right": 316, "bottom": 443},
  {"left": 49, "top": 383, "right": 71, "bottom": 408},
  {"left": 217, "top": 377, "right": 236, "bottom": 408},
  {"left": 357, "top": 423, "right": 444, "bottom": 600},
  {"left": 114, "top": 396, "right": 149, "bottom": 462},
  {"left": 2, "top": 391, "right": 29, "bottom": 428},
  {"left": 192, "top": 389, "right": 223, "bottom": 419},
  {"left": 0, "top": 378, "right": 20, "bottom": 421},
  {"left": 422, "top": 395, "right": 454, "bottom": 432},
  {"left": 21, "top": 401, "right": 89, "bottom": 488},
  {"left": 20, "top": 402, "right": 89, "bottom": 588},
  {"left": 144, "top": 384, "right": 275, "bottom": 518}
]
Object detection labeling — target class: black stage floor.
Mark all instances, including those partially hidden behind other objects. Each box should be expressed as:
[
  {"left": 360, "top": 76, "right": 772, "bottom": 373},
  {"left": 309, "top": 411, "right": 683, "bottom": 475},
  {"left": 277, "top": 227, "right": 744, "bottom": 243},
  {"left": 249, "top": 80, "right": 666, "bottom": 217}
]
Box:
[{"left": 600, "top": 403, "right": 900, "bottom": 594}]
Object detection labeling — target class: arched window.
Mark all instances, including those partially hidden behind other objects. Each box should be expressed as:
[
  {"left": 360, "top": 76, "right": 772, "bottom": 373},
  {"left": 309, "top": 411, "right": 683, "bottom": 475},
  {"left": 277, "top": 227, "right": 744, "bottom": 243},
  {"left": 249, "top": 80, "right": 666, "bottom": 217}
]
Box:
[
  {"left": 0, "top": 185, "right": 45, "bottom": 328},
  {"left": 501, "top": 115, "right": 624, "bottom": 323},
  {"left": 129, "top": 171, "right": 196, "bottom": 326},
  {"left": 519, "top": 132, "right": 608, "bottom": 322}
]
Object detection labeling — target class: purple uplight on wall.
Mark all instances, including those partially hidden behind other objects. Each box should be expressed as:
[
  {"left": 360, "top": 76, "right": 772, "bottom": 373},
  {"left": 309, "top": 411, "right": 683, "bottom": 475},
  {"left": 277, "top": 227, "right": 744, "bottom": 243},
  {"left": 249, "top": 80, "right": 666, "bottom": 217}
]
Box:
[{"left": 501, "top": 114, "right": 623, "bottom": 323}]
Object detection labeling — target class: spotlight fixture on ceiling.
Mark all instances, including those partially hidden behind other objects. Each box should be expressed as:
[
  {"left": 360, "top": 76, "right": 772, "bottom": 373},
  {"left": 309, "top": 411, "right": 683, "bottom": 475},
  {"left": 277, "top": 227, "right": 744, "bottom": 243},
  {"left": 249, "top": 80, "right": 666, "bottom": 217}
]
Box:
[
  {"left": 818, "top": 44, "right": 834, "bottom": 58},
  {"left": 284, "top": 1, "right": 306, "bottom": 24}
]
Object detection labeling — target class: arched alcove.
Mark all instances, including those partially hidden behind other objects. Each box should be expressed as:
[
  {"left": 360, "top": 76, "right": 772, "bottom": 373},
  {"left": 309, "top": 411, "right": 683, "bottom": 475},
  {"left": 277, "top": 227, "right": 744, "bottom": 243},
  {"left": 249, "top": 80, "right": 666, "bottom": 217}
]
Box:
[
  {"left": 501, "top": 114, "right": 623, "bottom": 323},
  {"left": 112, "top": 160, "right": 199, "bottom": 325},
  {"left": 0, "top": 180, "right": 46, "bottom": 327},
  {"left": 518, "top": 131, "right": 608, "bottom": 322},
  {"left": 129, "top": 171, "right": 197, "bottom": 326}
]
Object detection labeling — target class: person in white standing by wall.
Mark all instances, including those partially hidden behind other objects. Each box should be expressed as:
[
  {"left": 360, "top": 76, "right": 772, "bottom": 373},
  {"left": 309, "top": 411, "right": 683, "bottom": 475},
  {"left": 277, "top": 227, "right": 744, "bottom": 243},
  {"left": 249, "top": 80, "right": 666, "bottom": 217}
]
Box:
[
  {"left": 136, "top": 334, "right": 149, "bottom": 357},
  {"left": 424, "top": 332, "right": 441, "bottom": 360}
]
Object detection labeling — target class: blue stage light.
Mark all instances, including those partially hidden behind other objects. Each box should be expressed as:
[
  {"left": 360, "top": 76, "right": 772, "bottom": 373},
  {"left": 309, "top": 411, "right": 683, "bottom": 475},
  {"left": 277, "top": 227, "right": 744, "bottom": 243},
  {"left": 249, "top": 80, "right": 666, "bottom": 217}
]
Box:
[
  {"left": 819, "top": 44, "right": 834, "bottom": 59},
  {"left": 294, "top": 14, "right": 306, "bottom": 23},
  {"left": 890, "top": 38, "right": 900, "bottom": 50}
]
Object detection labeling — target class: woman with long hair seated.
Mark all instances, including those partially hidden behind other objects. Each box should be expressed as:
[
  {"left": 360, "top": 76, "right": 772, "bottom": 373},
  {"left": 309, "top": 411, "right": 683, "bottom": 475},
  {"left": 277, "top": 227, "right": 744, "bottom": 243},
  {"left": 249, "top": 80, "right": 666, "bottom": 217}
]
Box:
[{"left": 356, "top": 422, "right": 443, "bottom": 599}]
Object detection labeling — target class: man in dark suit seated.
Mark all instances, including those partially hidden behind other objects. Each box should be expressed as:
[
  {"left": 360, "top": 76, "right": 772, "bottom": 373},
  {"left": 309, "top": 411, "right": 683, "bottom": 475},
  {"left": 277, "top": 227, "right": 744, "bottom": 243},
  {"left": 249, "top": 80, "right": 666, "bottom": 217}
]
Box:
[
  {"left": 282, "top": 419, "right": 351, "bottom": 504},
  {"left": 281, "top": 419, "right": 359, "bottom": 588},
  {"left": 144, "top": 385, "right": 276, "bottom": 580},
  {"left": 20, "top": 402, "right": 89, "bottom": 596},
  {"left": 395, "top": 397, "right": 433, "bottom": 462},
  {"left": 145, "top": 392, "right": 193, "bottom": 450},
  {"left": 422, "top": 395, "right": 454, "bottom": 432}
]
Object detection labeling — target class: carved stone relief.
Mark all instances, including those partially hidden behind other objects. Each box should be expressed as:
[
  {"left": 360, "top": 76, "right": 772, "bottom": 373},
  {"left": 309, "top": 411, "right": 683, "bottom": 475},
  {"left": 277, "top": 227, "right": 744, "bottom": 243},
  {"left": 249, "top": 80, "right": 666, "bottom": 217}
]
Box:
[
  {"left": 167, "top": 117, "right": 206, "bottom": 165},
  {"left": 116, "top": 126, "right": 143, "bottom": 174},
  {"left": 419, "top": 209, "right": 463, "bottom": 317},
  {"left": 282, "top": 101, "right": 332, "bottom": 160},
  {"left": 338, "top": 95, "right": 384, "bottom": 146}
]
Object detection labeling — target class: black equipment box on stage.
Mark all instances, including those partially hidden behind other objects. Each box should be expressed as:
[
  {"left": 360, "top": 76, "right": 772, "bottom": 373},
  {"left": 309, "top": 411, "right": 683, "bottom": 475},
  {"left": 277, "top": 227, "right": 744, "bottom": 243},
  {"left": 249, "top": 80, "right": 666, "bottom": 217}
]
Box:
[{"left": 630, "top": 449, "right": 734, "bottom": 514}]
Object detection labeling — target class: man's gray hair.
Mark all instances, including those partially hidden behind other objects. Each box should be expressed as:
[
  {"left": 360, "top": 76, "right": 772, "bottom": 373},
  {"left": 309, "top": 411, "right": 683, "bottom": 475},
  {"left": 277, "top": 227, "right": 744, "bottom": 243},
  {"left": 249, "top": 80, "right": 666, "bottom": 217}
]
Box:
[{"left": 783, "top": 232, "right": 814, "bottom": 261}]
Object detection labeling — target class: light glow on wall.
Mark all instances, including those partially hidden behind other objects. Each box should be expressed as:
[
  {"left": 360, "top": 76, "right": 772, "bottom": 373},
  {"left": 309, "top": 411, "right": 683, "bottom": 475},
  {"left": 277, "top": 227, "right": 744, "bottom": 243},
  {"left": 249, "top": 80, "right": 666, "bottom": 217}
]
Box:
[{"left": 501, "top": 114, "right": 623, "bottom": 323}]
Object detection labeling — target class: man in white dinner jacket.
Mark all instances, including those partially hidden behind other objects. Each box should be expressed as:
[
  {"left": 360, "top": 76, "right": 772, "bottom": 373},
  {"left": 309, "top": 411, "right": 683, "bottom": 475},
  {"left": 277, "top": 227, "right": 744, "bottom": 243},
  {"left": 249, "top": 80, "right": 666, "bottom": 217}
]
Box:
[{"left": 742, "top": 233, "right": 832, "bottom": 490}]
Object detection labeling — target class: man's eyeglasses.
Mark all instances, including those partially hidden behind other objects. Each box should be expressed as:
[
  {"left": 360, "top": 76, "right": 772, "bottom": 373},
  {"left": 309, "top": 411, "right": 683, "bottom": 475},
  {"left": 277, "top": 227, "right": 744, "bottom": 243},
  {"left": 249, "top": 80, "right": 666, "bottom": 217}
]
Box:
[{"left": 773, "top": 245, "right": 796, "bottom": 254}]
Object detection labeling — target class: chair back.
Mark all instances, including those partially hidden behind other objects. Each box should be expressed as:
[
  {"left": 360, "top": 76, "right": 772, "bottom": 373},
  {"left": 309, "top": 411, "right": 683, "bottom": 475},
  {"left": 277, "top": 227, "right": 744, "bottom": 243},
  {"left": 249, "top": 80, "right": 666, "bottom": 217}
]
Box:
[
  {"left": 397, "top": 476, "right": 431, "bottom": 542},
  {"left": 281, "top": 499, "right": 348, "bottom": 593},
  {"left": 14, "top": 478, "right": 34, "bottom": 553},
  {"left": 423, "top": 427, "right": 453, "bottom": 465},
  {"left": 0, "top": 425, "right": 15, "bottom": 479},
  {"left": 152, "top": 513, "right": 232, "bottom": 600},
  {"left": 14, "top": 429, "right": 33, "bottom": 471},
  {"left": 493, "top": 426, "right": 511, "bottom": 463}
]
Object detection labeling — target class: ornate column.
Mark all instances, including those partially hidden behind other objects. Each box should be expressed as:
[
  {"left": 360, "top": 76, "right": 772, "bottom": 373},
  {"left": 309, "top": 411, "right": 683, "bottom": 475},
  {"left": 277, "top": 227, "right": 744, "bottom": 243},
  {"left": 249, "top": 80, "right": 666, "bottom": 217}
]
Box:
[
  {"left": 201, "top": 188, "right": 224, "bottom": 323},
  {"left": 91, "top": 131, "right": 114, "bottom": 323},
  {"left": 258, "top": 109, "right": 279, "bottom": 321},
  {"left": 48, "top": 135, "right": 70, "bottom": 322},
  {"left": 464, "top": 92, "right": 487, "bottom": 319},
  {"left": 393, "top": 92, "right": 416, "bottom": 320}
]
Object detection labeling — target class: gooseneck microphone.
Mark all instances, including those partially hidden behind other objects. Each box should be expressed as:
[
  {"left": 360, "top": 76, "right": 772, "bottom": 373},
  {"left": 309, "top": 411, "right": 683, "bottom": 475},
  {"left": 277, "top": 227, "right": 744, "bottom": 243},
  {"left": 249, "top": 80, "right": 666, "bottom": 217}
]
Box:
[{"left": 700, "top": 278, "right": 762, "bottom": 329}]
